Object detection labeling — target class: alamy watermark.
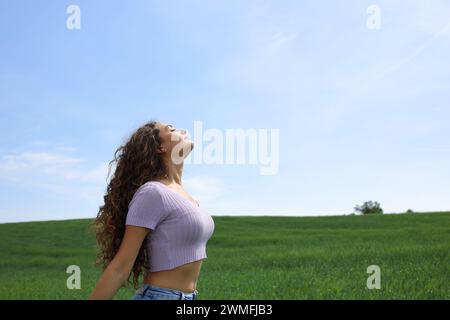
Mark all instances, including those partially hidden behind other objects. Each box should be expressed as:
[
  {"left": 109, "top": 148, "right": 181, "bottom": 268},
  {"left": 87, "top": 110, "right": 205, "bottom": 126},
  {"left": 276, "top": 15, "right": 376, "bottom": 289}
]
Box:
[
  {"left": 66, "top": 5, "right": 81, "bottom": 30},
  {"left": 66, "top": 265, "right": 81, "bottom": 289},
  {"left": 367, "top": 5, "right": 381, "bottom": 30},
  {"left": 169, "top": 121, "right": 280, "bottom": 175},
  {"left": 366, "top": 265, "right": 381, "bottom": 289}
]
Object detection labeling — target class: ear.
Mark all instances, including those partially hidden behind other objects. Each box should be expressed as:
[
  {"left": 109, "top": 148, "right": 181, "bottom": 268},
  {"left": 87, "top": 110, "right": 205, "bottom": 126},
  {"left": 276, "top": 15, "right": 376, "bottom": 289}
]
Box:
[{"left": 156, "top": 146, "right": 167, "bottom": 154}]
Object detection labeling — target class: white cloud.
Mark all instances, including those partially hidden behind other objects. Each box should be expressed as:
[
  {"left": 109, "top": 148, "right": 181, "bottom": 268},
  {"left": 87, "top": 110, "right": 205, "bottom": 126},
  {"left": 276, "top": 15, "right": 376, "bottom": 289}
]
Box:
[
  {"left": 0, "top": 152, "right": 83, "bottom": 170},
  {"left": 183, "top": 175, "right": 223, "bottom": 204},
  {"left": 0, "top": 149, "right": 112, "bottom": 223},
  {"left": 0, "top": 151, "right": 109, "bottom": 196}
]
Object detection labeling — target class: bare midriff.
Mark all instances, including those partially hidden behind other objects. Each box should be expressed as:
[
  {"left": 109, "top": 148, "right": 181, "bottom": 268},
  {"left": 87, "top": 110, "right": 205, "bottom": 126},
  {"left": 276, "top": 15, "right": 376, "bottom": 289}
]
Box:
[{"left": 143, "top": 259, "right": 204, "bottom": 293}]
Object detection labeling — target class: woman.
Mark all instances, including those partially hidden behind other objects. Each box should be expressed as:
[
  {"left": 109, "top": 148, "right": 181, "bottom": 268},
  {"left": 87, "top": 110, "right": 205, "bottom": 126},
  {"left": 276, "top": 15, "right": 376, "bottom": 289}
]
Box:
[{"left": 89, "top": 120, "right": 215, "bottom": 300}]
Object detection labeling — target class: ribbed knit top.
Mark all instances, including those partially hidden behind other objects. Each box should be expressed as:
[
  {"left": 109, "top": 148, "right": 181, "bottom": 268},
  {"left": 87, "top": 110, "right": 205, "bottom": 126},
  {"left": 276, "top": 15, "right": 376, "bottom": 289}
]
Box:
[{"left": 125, "top": 181, "right": 215, "bottom": 272}]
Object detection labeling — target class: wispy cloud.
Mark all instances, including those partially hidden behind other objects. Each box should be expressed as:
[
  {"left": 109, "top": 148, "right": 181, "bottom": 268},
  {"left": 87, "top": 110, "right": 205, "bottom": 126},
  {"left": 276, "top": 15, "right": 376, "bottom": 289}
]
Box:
[
  {"left": 0, "top": 150, "right": 109, "bottom": 197},
  {"left": 184, "top": 175, "right": 224, "bottom": 204}
]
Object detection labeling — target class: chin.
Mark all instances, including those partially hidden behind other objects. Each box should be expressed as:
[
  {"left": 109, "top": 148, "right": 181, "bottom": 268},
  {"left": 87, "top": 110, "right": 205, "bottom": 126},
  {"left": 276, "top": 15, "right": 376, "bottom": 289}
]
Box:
[
  {"left": 183, "top": 137, "right": 194, "bottom": 149},
  {"left": 180, "top": 140, "right": 194, "bottom": 159}
]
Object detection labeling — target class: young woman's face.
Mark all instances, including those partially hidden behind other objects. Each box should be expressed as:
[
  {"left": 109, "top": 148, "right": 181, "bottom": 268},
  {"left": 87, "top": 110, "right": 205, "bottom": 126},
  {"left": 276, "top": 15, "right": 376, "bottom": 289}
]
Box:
[{"left": 157, "top": 122, "right": 194, "bottom": 161}]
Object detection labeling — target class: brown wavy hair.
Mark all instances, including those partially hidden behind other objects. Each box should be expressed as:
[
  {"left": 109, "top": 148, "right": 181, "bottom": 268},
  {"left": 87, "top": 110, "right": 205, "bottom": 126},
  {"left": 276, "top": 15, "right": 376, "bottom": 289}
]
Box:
[{"left": 91, "top": 120, "right": 168, "bottom": 289}]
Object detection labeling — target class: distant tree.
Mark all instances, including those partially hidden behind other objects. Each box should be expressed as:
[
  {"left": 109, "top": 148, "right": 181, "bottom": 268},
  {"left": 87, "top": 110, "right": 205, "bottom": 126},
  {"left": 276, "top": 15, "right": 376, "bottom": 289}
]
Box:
[
  {"left": 406, "top": 209, "right": 414, "bottom": 214},
  {"left": 354, "top": 201, "right": 383, "bottom": 215}
]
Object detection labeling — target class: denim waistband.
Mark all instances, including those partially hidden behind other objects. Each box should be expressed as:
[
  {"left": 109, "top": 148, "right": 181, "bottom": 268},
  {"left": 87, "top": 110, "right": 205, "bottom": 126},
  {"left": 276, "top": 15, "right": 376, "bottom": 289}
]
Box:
[{"left": 138, "top": 283, "right": 199, "bottom": 300}]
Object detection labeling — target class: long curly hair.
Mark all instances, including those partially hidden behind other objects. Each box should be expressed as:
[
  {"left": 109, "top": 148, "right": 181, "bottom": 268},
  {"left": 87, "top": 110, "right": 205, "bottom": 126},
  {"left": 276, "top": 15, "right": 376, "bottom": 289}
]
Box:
[{"left": 91, "top": 120, "right": 168, "bottom": 289}]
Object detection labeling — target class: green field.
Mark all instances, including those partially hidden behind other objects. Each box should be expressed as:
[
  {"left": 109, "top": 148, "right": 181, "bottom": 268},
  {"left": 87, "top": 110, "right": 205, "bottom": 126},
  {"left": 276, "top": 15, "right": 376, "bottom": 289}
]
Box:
[{"left": 0, "top": 212, "right": 448, "bottom": 299}]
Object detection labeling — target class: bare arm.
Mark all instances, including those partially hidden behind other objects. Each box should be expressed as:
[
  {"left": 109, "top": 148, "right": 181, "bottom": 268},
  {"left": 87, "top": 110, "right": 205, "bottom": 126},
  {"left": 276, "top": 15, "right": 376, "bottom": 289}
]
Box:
[{"left": 89, "top": 225, "right": 150, "bottom": 300}]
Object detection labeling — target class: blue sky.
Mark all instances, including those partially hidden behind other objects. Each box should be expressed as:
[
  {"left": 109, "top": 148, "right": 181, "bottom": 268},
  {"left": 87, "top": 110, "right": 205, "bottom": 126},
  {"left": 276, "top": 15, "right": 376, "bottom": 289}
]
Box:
[{"left": 1, "top": 0, "right": 449, "bottom": 223}]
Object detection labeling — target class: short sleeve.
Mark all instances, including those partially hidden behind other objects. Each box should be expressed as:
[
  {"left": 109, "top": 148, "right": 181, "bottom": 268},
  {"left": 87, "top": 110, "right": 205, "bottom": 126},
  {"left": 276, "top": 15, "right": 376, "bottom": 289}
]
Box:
[{"left": 125, "top": 184, "right": 167, "bottom": 230}]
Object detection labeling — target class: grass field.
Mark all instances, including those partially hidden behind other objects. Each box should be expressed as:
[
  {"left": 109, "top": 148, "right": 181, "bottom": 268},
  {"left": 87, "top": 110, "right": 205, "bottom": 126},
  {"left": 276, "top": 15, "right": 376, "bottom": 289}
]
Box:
[{"left": 0, "top": 212, "right": 448, "bottom": 299}]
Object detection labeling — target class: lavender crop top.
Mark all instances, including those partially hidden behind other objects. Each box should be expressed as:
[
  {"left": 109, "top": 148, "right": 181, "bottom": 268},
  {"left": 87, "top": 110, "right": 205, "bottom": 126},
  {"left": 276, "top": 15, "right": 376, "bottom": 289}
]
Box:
[{"left": 125, "top": 181, "right": 215, "bottom": 272}]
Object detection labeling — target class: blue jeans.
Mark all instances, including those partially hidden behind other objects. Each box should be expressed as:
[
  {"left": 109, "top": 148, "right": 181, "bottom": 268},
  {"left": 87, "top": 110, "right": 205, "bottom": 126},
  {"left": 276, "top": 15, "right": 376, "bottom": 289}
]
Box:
[{"left": 132, "top": 284, "right": 199, "bottom": 300}]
